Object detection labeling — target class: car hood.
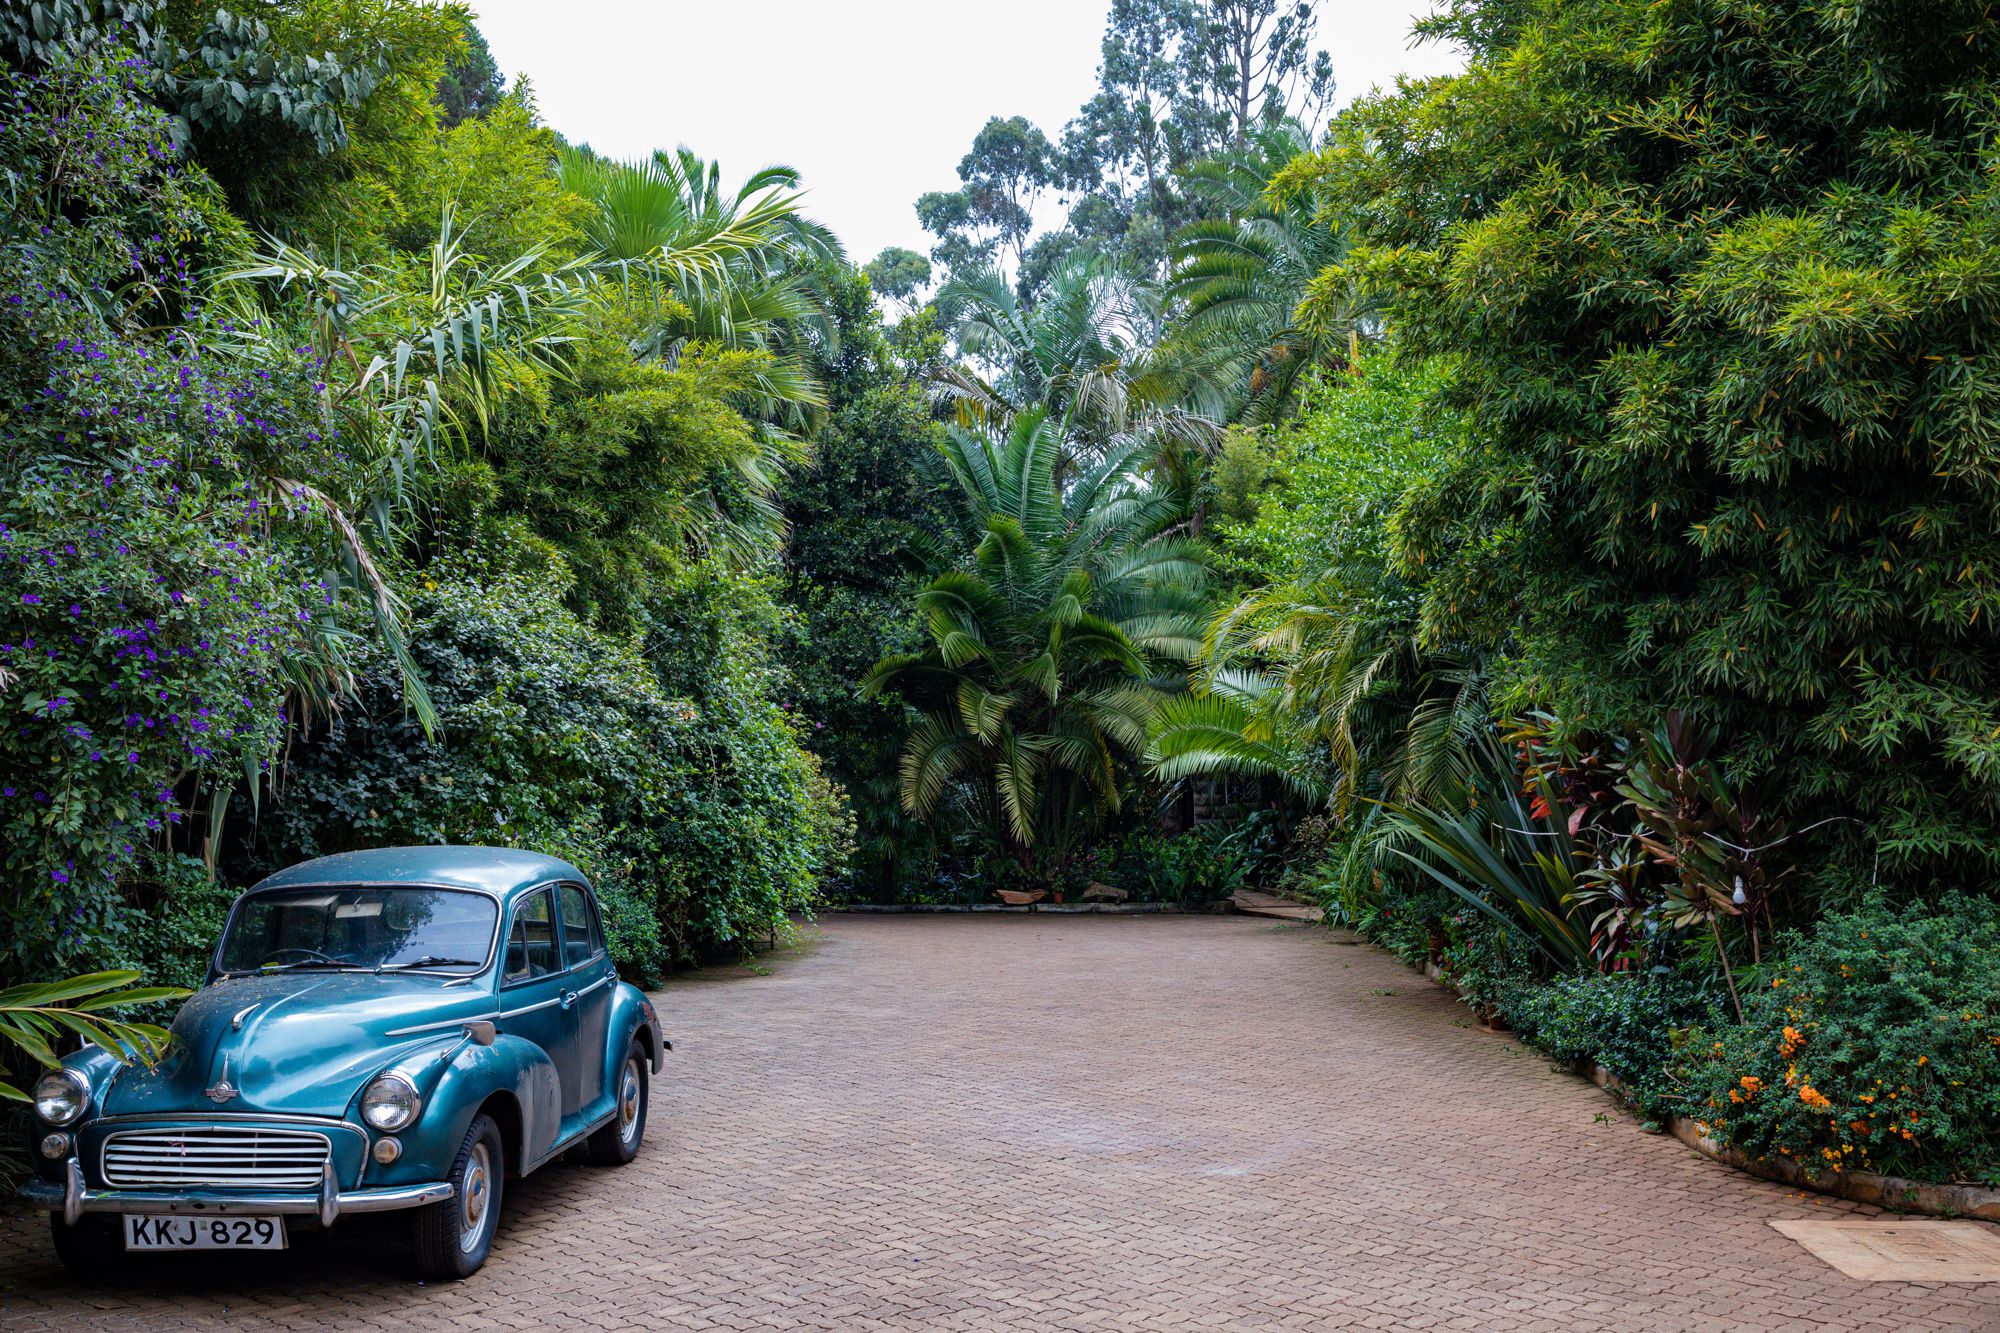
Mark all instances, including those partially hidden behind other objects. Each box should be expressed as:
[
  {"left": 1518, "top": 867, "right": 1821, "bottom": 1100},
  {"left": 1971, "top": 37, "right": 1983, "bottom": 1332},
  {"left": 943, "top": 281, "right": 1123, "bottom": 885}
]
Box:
[{"left": 101, "top": 973, "right": 495, "bottom": 1119}]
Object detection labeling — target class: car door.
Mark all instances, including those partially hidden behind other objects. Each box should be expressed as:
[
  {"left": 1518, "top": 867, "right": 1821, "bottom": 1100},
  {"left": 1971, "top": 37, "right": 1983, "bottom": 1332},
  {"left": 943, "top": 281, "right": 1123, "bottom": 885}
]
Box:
[
  {"left": 496, "top": 887, "right": 584, "bottom": 1122},
  {"left": 555, "top": 882, "right": 615, "bottom": 1116}
]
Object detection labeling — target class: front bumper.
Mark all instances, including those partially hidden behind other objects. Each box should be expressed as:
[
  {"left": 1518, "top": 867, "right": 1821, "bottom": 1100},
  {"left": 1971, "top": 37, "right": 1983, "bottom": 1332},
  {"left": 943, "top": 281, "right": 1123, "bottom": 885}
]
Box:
[{"left": 21, "top": 1158, "right": 452, "bottom": 1228}]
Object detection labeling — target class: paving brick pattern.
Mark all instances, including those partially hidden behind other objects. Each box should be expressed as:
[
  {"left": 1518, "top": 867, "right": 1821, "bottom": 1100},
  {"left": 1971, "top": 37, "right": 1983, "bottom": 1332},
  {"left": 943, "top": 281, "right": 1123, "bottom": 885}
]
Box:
[{"left": 4, "top": 915, "right": 1998, "bottom": 1330}]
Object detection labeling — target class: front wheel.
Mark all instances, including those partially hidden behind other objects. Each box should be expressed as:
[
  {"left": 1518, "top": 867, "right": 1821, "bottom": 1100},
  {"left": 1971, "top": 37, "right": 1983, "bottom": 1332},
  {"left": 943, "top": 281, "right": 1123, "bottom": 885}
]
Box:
[
  {"left": 411, "top": 1113, "right": 503, "bottom": 1279},
  {"left": 585, "top": 1041, "right": 648, "bottom": 1165},
  {"left": 49, "top": 1214, "right": 121, "bottom": 1271}
]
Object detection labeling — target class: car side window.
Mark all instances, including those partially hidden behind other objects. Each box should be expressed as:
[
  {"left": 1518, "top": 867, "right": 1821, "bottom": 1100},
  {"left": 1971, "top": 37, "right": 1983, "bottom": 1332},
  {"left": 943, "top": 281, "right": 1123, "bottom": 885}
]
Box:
[
  {"left": 503, "top": 889, "right": 557, "bottom": 984},
  {"left": 557, "top": 883, "right": 601, "bottom": 969}
]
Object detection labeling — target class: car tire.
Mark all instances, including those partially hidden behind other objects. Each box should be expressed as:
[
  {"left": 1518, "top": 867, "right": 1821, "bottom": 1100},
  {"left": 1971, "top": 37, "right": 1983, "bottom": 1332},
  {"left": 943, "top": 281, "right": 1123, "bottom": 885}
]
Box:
[
  {"left": 412, "top": 1113, "right": 504, "bottom": 1280},
  {"left": 585, "top": 1040, "right": 648, "bottom": 1165},
  {"left": 49, "top": 1214, "right": 121, "bottom": 1271}
]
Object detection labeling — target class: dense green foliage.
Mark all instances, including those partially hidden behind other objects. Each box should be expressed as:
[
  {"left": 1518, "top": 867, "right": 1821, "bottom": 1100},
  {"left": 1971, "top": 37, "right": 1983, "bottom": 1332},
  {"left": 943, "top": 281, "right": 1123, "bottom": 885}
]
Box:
[
  {"left": 775, "top": 271, "right": 951, "bottom": 898},
  {"left": 229, "top": 553, "right": 841, "bottom": 981},
  {"left": 1504, "top": 974, "right": 1719, "bottom": 1126},
  {"left": 864, "top": 410, "right": 1206, "bottom": 868},
  {"left": 10, "top": 0, "right": 2000, "bottom": 1199},
  {"left": 1150, "top": 355, "right": 1466, "bottom": 808},
  {"left": 2, "top": 7, "right": 857, "bottom": 1014},
  {"left": 1305, "top": 0, "right": 2000, "bottom": 897}
]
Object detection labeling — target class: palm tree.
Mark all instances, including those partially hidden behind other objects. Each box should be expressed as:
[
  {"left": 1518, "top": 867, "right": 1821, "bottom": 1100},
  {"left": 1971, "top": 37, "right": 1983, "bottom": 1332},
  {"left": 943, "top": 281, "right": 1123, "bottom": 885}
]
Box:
[
  {"left": 1, "top": 972, "right": 185, "bottom": 1103},
  {"left": 932, "top": 253, "right": 1221, "bottom": 472},
  {"left": 1148, "top": 577, "right": 1486, "bottom": 814},
  {"left": 555, "top": 145, "right": 840, "bottom": 430},
  {"left": 219, "top": 204, "right": 611, "bottom": 731},
  {"left": 558, "top": 146, "right": 842, "bottom": 271},
  {"left": 1159, "top": 122, "right": 1361, "bottom": 424},
  {"left": 863, "top": 410, "right": 1208, "bottom": 868}
]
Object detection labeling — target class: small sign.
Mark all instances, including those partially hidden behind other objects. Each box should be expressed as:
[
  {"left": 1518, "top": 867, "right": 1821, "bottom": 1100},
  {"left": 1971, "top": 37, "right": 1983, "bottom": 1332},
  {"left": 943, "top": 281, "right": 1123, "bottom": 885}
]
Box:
[{"left": 125, "top": 1215, "right": 286, "bottom": 1251}]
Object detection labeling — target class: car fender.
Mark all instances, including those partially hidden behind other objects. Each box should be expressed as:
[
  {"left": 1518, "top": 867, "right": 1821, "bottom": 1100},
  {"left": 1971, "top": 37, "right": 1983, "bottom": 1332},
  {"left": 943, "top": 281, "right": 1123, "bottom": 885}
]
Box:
[
  {"left": 367, "top": 1033, "right": 561, "bottom": 1182},
  {"left": 605, "top": 983, "right": 667, "bottom": 1084}
]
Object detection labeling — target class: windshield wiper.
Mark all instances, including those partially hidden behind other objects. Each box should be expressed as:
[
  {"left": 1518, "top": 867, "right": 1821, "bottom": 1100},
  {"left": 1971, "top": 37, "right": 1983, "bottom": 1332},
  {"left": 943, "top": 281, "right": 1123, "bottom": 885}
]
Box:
[
  {"left": 376, "top": 956, "right": 485, "bottom": 973},
  {"left": 241, "top": 961, "right": 364, "bottom": 975}
]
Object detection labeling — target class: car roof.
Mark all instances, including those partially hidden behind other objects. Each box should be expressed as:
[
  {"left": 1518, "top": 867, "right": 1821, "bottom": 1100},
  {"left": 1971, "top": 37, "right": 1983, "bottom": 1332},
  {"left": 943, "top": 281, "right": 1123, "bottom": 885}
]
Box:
[{"left": 249, "top": 846, "right": 589, "bottom": 898}]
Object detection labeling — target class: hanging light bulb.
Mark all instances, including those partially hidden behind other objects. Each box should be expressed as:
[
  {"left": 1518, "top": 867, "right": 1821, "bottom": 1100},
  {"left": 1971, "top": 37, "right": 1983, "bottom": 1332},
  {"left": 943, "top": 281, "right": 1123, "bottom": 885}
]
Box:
[{"left": 1732, "top": 874, "right": 1747, "bottom": 906}]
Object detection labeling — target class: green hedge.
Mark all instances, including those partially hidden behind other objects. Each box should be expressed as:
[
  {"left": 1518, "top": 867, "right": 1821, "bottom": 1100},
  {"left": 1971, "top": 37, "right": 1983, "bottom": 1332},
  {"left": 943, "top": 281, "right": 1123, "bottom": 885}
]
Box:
[{"left": 230, "top": 543, "right": 847, "bottom": 982}]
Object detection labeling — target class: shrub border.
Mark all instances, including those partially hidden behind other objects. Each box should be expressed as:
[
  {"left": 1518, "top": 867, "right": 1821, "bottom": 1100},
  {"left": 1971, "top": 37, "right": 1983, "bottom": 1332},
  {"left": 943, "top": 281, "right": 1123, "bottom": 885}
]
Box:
[{"left": 1408, "top": 942, "right": 2000, "bottom": 1221}]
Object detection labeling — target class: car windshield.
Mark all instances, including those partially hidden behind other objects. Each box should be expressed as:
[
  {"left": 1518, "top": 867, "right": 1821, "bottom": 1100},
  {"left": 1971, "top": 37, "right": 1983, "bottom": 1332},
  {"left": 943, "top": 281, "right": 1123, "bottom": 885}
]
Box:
[{"left": 217, "top": 886, "right": 498, "bottom": 976}]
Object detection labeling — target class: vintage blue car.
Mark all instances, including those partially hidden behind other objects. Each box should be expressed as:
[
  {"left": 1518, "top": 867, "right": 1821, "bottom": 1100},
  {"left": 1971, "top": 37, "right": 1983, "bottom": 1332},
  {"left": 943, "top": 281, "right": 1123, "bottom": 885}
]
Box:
[{"left": 20, "top": 847, "right": 667, "bottom": 1279}]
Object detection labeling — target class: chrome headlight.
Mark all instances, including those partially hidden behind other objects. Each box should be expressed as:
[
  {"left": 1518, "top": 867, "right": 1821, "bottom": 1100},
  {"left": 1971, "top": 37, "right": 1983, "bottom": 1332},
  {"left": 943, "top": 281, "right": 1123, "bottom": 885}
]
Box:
[
  {"left": 33, "top": 1069, "right": 90, "bottom": 1127},
  {"left": 360, "top": 1072, "right": 421, "bottom": 1131}
]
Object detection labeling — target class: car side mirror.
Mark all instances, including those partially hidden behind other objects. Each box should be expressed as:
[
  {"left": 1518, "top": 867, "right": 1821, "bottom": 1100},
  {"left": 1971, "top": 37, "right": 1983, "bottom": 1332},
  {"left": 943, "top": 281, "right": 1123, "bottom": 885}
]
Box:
[{"left": 463, "top": 1021, "right": 496, "bottom": 1047}]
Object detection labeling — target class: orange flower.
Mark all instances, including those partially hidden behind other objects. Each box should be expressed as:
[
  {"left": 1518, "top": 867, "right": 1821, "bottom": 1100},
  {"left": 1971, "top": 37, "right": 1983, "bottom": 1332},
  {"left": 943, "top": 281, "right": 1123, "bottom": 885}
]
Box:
[
  {"left": 1799, "top": 1085, "right": 1833, "bottom": 1110},
  {"left": 1739, "top": 1075, "right": 1762, "bottom": 1094}
]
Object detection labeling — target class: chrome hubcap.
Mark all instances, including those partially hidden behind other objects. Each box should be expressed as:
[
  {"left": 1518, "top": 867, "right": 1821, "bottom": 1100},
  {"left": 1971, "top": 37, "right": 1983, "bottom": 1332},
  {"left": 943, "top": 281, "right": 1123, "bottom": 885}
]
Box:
[
  {"left": 458, "top": 1142, "right": 492, "bottom": 1253},
  {"left": 618, "top": 1059, "right": 642, "bottom": 1145}
]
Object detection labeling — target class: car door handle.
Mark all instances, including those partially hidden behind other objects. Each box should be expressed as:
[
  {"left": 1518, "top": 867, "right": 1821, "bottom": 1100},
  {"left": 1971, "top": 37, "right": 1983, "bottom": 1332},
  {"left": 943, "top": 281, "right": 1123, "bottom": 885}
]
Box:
[{"left": 560, "top": 990, "right": 578, "bottom": 1011}]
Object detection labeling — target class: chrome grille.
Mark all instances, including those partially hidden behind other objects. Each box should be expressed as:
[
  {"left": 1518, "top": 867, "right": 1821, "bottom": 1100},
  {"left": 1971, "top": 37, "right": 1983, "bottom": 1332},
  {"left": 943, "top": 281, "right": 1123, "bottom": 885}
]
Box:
[{"left": 102, "top": 1125, "right": 332, "bottom": 1189}]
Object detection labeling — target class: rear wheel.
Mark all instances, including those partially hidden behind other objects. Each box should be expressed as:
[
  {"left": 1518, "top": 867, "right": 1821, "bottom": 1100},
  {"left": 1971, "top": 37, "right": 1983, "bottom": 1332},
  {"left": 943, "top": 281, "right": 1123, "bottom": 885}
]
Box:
[
  {"left": 412, "top": 1113, "right": 503, "bottom": 1279},
  {"left": 49, "top": 1214, "right": 121, "bottom": 1271},
  {"left": 585, "top": 1041, "right": 647, "bottom": 1165}
]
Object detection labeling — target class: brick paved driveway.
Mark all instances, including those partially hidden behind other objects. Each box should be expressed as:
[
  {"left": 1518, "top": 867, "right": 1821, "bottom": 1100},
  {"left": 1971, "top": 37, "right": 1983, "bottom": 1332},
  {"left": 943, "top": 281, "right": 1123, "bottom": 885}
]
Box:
[{"left": 4, "top": 915, "right": 1997, "bottom": 1330}]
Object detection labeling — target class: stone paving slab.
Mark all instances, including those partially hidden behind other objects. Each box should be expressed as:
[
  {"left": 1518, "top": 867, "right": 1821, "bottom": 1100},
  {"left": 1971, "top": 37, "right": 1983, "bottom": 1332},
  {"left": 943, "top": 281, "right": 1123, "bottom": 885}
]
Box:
[{"left": 3, "top": 915, "right": 1997, "bottom": 1330}]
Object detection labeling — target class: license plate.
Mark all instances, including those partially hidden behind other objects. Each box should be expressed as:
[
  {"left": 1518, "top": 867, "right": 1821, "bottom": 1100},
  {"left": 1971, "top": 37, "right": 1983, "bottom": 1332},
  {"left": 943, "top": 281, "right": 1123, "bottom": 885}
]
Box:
[{"left": 124, "top": 1214, "right": 286, "bottom": 1251}]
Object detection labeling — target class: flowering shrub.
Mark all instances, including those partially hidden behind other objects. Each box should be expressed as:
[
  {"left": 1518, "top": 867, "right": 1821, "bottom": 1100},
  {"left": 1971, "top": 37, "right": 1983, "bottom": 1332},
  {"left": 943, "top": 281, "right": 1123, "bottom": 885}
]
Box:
[
  {"left": 1680, "top": 895, "right": 2000, "bottom": 1185},
  {"left": 2, "top": 452, "right": 324, "bottom": 973},
  {"left": 0, "top": 51, "right": 350, "bottom": 977}
]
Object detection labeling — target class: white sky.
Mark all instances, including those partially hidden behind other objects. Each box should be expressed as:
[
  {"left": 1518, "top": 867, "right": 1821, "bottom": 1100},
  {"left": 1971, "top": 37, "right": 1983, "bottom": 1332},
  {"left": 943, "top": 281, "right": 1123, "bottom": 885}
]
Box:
[{"left": 471, "top": 1, "right": 1463, "bottom": 265}]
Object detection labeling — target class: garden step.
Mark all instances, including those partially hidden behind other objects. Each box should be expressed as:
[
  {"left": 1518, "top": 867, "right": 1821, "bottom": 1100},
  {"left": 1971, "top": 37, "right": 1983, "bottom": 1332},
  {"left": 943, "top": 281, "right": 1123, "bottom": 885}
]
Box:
[{"left": 1229, "top": 889, "right": 1323, "bottom": 922}]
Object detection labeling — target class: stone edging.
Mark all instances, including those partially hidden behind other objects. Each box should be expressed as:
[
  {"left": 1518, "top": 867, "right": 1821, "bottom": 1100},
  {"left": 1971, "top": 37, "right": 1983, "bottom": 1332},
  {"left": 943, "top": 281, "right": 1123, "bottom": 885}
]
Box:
[
  {"left": 1415, "top": 949, "right": 2000, "bottom": 1221},
  {"left": 1581, "top": 1066, "right": 2000, "bottom": 1222}
]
